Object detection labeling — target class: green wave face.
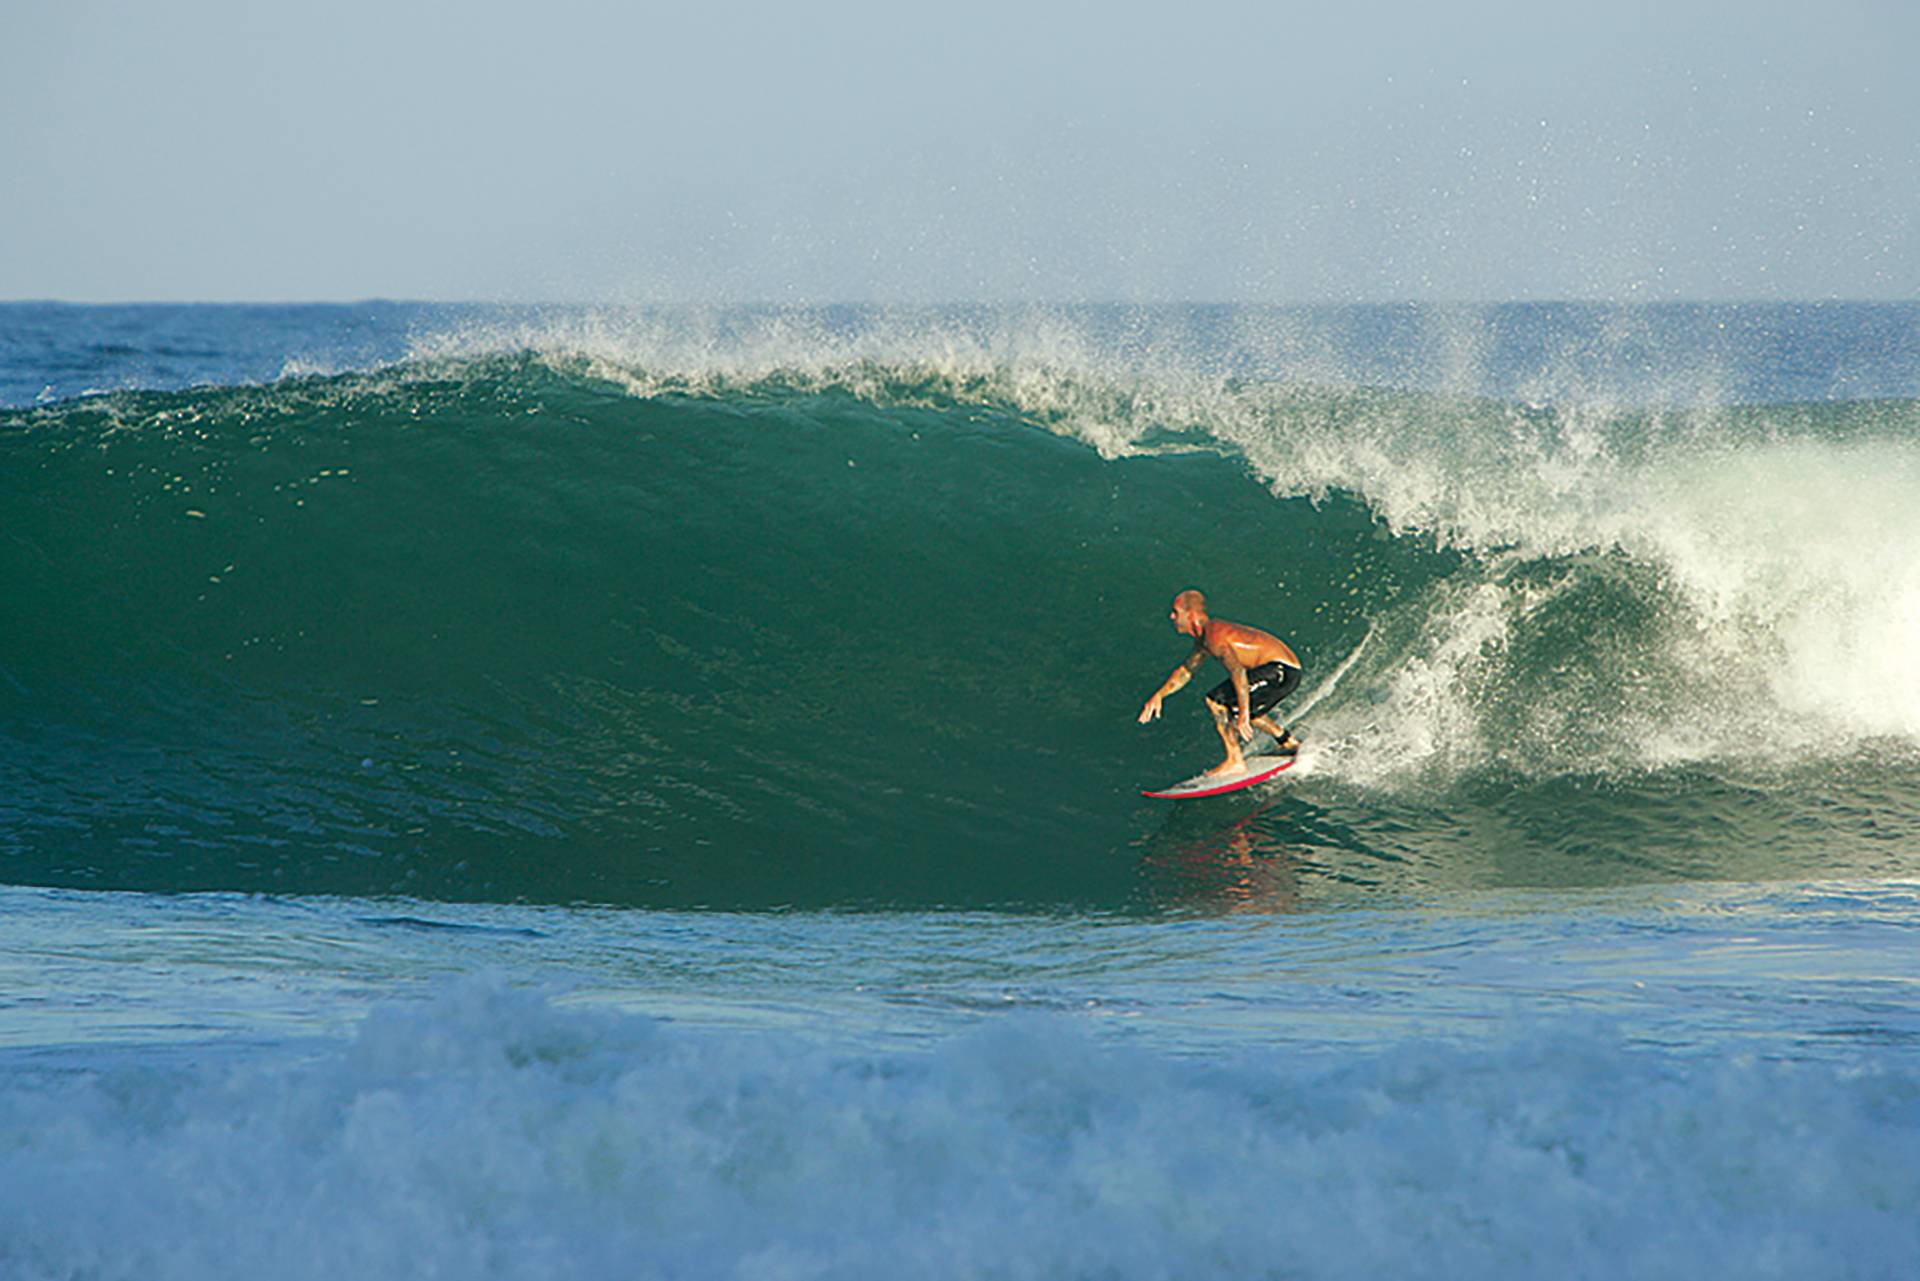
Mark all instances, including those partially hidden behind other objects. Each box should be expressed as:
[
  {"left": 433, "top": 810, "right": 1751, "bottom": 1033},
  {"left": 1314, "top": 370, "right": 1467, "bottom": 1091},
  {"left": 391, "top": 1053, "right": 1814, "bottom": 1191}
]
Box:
[{"left": 4, "top": 355, "right": 1918, "bottom": 910}]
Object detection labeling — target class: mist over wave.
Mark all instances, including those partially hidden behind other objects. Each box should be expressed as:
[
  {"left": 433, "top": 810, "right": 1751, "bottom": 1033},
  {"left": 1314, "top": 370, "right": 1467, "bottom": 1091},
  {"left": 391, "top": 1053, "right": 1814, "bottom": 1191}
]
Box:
[{"left": 4, "top": 304, "right": 1918, "bottom": 907}]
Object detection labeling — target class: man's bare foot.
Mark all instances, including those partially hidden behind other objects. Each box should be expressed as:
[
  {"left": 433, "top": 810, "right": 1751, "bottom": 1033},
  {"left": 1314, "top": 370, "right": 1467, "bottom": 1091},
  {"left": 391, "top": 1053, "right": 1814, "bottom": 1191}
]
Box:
[{"left": 1204, "top": 758, "right": 1247, "bottom": 779}]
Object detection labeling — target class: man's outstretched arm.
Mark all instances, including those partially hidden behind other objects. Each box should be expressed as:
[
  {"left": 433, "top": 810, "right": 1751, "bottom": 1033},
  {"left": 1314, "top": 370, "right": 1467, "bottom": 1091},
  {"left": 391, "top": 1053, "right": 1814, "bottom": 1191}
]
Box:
[{"left": 1138, "top": 645, "right": 1207, "bottom": 723}]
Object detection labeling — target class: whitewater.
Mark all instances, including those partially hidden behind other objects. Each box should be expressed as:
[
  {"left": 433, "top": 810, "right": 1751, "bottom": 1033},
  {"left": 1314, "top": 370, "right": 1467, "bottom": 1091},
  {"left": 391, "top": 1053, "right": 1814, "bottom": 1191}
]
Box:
[{"left": 2, "top": 301, "right": 1918, "bottom": 1278}]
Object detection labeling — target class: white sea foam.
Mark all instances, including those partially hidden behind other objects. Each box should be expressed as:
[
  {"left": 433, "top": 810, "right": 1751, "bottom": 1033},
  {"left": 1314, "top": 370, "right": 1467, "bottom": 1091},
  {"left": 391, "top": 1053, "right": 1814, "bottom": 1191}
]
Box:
[
  {"left": 0, "top": 980, "right": 1914, "bottom": 1280},
  {"left": 1634, "top": 438, "right": 1920, "bottom": 742}
]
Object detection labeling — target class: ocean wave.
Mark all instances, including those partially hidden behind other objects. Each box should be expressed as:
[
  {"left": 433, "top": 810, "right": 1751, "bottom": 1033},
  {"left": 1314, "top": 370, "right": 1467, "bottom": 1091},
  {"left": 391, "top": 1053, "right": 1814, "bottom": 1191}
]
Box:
[
  {"left": 345, "top": 340, "right": 1920, "bottom": 754},
  {"left": 4, "top": 351, "right": 1918, "bottom": 906}
]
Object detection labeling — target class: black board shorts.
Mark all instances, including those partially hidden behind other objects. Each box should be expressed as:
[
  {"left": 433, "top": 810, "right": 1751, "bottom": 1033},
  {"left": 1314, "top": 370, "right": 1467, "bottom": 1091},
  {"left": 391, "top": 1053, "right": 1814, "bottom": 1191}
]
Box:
[{"left": 1205, "top": 661, "right": 1302, "bottom": 721}]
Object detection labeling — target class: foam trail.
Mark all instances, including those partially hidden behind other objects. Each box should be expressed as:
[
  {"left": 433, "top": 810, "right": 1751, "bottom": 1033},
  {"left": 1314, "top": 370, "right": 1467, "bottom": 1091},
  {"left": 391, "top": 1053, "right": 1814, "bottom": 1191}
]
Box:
[
  {"left": 1289, "top": 625, "right": 1371, "bottom": 724},
  {"left": 1278, "top": 626, "right": 1370, "bottom": 776}
]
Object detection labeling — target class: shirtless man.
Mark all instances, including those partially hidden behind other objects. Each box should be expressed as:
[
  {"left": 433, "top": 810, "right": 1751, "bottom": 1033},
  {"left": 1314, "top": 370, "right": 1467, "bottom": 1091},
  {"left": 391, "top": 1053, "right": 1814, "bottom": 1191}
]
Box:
[{"left": 1137, "top": 589, "right": 1303, "bottom": 777}]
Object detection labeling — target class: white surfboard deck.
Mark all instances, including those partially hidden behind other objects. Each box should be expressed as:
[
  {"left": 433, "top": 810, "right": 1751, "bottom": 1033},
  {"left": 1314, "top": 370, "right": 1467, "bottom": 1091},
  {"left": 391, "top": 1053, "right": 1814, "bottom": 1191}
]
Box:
[{"left": 1142, "top": 753, "right": 1297, "bottom": 800}]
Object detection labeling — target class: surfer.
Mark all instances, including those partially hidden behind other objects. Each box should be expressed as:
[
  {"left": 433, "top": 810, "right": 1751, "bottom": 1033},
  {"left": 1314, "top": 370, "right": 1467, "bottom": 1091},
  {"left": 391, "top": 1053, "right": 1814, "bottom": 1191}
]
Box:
[{"left": 1137, "top": 589, "right": 1303, "bottom": 777}]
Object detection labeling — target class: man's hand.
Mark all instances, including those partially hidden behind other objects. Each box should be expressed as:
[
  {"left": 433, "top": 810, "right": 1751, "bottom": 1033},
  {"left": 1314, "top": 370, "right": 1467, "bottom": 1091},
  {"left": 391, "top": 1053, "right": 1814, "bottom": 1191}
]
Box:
[
  {"left": 1236, "top": 712, "right": 1254, "bottom": 741},
  {"left": 1138, "top": 695, "right": 1164, "bottom": 724}
]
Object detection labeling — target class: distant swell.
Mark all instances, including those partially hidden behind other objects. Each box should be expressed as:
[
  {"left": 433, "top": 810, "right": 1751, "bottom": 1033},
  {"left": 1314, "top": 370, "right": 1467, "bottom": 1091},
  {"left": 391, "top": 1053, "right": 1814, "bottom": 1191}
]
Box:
[{"left": 4, "top": 351, "right": 1919, "bottom": 907}]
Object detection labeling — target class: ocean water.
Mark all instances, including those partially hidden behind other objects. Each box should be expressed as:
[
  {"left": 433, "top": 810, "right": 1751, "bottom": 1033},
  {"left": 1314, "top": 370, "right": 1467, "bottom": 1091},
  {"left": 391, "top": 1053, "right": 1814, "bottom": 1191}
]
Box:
[{"left": 2, "top": 301, "right": 1918, "bottom": 1277}]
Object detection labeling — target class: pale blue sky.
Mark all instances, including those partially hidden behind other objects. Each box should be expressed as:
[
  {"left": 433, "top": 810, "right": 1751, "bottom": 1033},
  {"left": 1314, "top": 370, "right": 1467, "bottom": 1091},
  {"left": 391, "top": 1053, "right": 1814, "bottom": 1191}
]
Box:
[{"left": 6, "top": 0, "right": 1915, "bottom": 301}]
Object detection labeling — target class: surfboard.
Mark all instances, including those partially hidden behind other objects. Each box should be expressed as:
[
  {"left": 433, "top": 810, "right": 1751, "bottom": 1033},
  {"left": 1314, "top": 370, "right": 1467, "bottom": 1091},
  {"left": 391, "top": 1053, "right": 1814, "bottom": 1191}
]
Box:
[{"left": 1142, "top": 753, "right": 1296, "bottom": 800}]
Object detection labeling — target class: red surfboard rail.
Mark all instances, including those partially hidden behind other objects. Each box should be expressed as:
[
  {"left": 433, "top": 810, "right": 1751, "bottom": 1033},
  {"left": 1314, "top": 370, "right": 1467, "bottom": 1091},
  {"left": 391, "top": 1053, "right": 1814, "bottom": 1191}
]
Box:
[{"left": 1142, "top": 755, "right": 1296, "bottom": 800}]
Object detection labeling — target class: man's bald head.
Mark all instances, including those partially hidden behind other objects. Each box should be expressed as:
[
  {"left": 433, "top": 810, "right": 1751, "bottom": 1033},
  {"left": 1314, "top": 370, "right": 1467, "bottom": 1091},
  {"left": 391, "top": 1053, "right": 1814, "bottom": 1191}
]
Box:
[{"left": 1171, "top": 589, "right": 1209, "bottom": 637}]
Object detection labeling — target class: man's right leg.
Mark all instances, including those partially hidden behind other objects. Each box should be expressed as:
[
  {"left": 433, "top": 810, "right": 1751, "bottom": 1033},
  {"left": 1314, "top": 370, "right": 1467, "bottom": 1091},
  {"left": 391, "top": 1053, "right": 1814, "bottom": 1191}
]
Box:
[{"left": 1204, "top": 696, "right": 1247, "bottom": 777}]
